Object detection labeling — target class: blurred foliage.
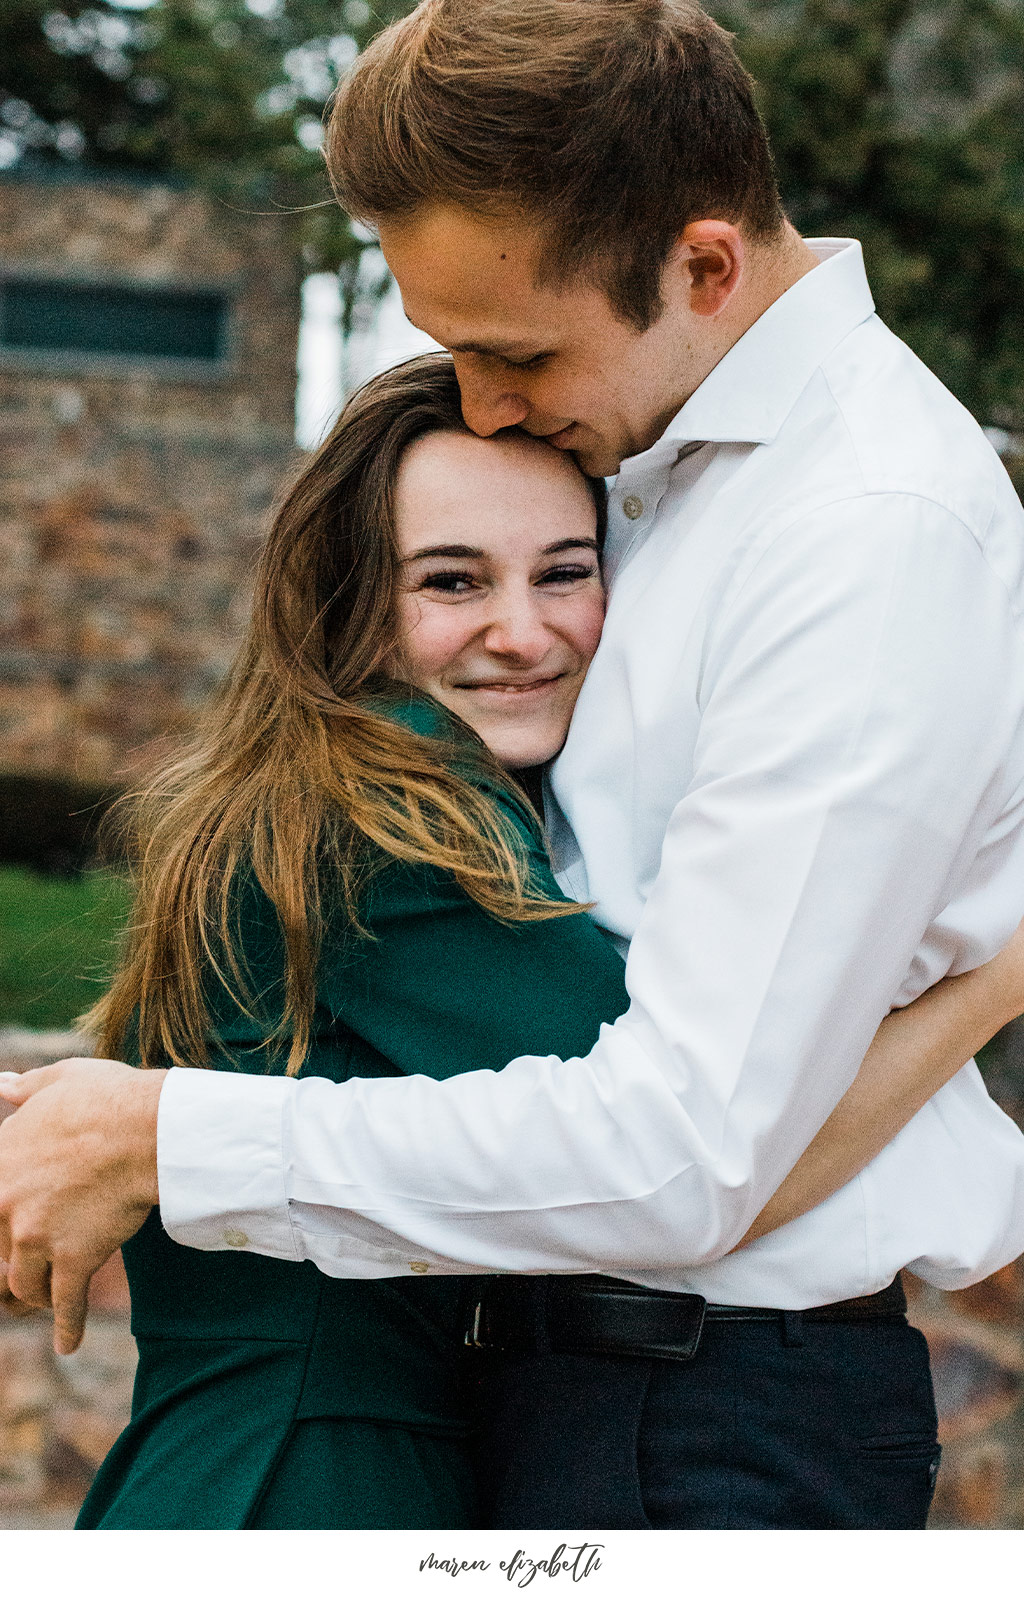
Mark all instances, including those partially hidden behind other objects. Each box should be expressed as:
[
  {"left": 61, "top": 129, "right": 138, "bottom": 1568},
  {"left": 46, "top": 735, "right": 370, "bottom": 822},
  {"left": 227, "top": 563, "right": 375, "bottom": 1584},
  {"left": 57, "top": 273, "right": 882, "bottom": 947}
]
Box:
[
  {"left": 0, "top": 0, "right": 415, "bottom": 273},
  {"left": 1, "top": 0, "right": 1023, "bottom": 438},
  {"left": 719, "top": 0, "right": 1024, "bottom": 445},
  {"left": 0, "top": 865, "right": 131, "bottom": 1029}
]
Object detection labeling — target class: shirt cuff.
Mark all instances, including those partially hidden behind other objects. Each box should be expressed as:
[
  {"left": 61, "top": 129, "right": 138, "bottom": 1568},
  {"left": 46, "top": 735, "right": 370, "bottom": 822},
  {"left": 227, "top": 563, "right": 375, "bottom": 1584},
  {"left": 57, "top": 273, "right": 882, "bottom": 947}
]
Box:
[{"left": 157, "top": 1065, "right": 301, "bottom": 1261}]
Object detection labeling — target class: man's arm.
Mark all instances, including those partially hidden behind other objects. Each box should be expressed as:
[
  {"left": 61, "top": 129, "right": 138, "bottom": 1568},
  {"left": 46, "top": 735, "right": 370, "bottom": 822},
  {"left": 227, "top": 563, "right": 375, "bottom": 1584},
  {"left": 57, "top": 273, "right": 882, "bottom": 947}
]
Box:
[
  {"left": 4, "top": 494, "right": 1024, "bottom": 1336},
  {"left": 154, "top": 494, "right": 1024, "bottom": 1276},
  {"left": 5, "top": 930, "right": 1020, "bottom": 1350},
  {"left": 738, "top": 936, "right": 1024, "bottom": 1247}
]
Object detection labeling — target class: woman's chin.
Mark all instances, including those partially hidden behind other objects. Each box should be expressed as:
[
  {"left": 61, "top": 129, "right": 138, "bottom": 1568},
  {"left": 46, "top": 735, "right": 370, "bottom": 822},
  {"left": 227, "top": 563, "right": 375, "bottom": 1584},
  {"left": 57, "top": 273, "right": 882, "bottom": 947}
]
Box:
[
  {"left": 434, "top": 692, "right": 573, "bottom": 771},
  {"left": 486, "top": 731, "right": 568, "bottom": 772}
]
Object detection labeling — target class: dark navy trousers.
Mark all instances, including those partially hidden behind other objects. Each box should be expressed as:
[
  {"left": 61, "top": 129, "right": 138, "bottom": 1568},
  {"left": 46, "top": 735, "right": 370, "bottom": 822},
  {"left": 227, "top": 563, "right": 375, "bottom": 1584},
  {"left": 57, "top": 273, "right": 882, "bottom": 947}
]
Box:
[{"left": 469, "top": 1313, "right": 940, "bottom": 1529}]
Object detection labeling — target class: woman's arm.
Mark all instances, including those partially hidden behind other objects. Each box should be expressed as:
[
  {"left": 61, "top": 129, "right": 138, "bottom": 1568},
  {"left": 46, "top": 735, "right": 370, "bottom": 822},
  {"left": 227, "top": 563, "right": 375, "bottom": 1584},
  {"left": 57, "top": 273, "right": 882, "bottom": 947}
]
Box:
[{"left": 738, "top": 922, "right": 1024, "bottom": 1248}]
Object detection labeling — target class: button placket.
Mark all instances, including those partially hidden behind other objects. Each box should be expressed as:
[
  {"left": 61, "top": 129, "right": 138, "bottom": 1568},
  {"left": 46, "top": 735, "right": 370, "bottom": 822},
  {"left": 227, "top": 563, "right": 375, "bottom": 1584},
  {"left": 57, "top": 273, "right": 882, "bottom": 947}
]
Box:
[{"left": 604, "top": 475, "right": 662, "bottom": 583}]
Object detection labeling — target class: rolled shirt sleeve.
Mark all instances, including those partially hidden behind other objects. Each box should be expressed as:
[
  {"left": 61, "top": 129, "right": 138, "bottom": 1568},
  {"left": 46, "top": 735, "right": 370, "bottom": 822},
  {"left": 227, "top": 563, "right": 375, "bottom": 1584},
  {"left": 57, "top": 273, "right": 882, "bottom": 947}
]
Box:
[{"left": 159, "top": 494, "right": 1024, "bottom": 1283}]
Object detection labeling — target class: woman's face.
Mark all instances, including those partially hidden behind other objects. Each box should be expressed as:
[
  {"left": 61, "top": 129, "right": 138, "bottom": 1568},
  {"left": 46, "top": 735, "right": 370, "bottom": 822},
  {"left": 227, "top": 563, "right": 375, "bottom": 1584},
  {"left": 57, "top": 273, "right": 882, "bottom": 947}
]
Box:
[{"left": 393, "top": 428, "right": 606, "bottom": 769}]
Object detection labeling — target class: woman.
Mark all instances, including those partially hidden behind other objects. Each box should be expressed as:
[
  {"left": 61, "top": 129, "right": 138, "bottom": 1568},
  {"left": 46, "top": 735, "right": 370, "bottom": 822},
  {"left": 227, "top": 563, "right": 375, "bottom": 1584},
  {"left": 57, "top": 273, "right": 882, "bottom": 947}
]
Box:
[{"left": 76, "top": 355, "right": 1024, "bottom": 1528}]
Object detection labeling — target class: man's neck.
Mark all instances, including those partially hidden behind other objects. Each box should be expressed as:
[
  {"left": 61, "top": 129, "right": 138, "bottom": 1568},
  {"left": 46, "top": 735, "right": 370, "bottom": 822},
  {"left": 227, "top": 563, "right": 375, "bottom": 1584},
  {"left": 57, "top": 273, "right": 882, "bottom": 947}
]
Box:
[
  {"left": 706, "top": 224, "right": 819, "bottom": 373},
  {"left": 744, "top": 223, "right": 821, "bottom": 322},
  {"left": 659, "top": 226, "right": 821, "bottom": 432}
]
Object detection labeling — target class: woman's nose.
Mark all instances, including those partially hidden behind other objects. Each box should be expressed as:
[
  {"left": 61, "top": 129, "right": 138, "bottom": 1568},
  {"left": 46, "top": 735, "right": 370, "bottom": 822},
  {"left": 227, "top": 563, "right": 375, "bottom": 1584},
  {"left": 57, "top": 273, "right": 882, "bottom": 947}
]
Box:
[{"left": 483, "top": 596, "right": 551, "bottom": 661}]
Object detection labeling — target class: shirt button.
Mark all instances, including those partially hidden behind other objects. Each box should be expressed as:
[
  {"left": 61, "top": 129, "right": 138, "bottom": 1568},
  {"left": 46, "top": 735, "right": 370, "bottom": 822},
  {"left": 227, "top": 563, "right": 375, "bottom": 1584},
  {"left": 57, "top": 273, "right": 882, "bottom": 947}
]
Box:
[
  {"left": 223, "top": 1228, "right": 249, "bottom": 1248},
  {"left": 409, "top": 1260, "right": 430, "bottom": 1274},
  {"left": 622, "top": 494, "right": 644, "bottom": 520}
]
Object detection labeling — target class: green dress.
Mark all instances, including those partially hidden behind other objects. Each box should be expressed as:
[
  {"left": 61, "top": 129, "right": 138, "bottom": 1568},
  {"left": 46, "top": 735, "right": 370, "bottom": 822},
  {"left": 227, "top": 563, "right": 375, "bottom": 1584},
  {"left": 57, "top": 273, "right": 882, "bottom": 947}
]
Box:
[{"left": 76, "top": 698, "right": 629, "bottom": 1530}]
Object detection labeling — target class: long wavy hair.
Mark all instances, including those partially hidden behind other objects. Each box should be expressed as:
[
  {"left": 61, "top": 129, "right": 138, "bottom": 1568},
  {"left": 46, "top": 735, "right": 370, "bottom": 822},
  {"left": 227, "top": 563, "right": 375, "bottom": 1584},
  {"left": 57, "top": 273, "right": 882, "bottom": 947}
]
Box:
[{"left": 86, "top": 354, "right": 602, "bottom": 1075}]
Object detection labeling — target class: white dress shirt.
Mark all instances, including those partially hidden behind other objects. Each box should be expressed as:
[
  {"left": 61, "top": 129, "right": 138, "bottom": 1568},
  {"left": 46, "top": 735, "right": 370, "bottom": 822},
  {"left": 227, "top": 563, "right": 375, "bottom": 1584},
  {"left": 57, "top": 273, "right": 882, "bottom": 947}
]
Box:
[{"left": 159, "top": 240, "right": 1024, "bottom": 1306}]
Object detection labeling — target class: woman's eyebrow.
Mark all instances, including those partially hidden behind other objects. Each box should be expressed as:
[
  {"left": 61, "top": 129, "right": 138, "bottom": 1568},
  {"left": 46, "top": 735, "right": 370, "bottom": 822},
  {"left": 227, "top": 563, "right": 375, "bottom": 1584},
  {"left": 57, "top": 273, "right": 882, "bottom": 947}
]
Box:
[
  {"left": 402, "top": 536, "right": 599, "bottom": 563},
  {"left": 402, "top": 543, "right": 484, "bottom": 561},
  {"left": 544, "top": 538, "right": 599, "bottom": 555}
]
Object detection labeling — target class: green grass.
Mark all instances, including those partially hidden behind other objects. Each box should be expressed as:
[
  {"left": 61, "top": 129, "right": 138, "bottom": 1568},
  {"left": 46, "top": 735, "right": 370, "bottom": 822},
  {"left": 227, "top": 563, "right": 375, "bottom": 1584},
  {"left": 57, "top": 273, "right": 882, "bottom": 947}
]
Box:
[{"left": 0, "top": 865, "right": 133, "bottom": 1031}]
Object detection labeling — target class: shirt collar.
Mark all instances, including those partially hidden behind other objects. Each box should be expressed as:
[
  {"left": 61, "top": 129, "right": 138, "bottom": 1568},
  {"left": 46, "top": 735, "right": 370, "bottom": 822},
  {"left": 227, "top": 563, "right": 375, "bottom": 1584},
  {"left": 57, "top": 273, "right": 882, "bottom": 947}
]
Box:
[{"left": 644, "top": 239, "right": 876, "bottom": 456}]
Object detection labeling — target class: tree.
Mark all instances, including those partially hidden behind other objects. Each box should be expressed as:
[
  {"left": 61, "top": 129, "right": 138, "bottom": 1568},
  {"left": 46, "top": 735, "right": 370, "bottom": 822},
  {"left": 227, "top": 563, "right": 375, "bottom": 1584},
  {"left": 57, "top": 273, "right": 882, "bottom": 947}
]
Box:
[
  {"left": 718, "top": 0, "right": 1024, "bottom": 444},
  {"left": 0, "top": 0, "right": 415, "bottom": 273},
  {"left": 4, "top": 0, "right": 1023, "bottom": 450}
]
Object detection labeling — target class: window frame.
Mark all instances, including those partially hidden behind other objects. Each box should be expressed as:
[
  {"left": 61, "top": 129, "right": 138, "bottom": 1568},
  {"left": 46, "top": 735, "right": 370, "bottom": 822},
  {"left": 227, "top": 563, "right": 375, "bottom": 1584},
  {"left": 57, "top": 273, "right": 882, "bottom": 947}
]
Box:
[{"left": 0, "top": 267, "right": 238, "bottom": 380}]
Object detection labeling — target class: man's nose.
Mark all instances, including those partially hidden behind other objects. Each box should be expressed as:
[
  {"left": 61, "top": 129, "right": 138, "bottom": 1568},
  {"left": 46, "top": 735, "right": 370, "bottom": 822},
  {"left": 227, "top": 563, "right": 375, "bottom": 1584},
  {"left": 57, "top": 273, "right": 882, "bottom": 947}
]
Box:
[{"left": 454, "top": 361, "right": 529, "bottom": 436}]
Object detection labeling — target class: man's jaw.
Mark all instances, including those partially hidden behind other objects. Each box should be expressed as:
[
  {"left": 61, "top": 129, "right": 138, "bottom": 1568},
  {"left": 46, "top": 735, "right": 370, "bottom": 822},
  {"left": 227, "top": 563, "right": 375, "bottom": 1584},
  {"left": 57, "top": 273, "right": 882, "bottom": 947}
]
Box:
[
  {"left": 529, "top": 422, "right": 622, "bottom": 476},
  {"left": 541, "top": 423, "right": 577, "bottom": 450}
]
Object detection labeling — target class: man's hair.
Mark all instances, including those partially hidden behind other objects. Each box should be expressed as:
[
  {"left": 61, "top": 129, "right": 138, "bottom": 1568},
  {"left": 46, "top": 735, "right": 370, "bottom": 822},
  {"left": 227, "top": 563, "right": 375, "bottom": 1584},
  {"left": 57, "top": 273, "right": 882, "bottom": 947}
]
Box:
[{"left": 326, "top": 0, "right": 785, "bottom": 330}]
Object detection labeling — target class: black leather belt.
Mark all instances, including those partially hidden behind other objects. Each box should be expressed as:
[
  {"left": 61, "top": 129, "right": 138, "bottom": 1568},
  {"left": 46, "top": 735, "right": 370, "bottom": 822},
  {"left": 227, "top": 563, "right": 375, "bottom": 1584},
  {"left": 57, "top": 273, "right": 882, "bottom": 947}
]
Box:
[{"left": 464, "top": 1273, "right": 907, "bottom": 1364}]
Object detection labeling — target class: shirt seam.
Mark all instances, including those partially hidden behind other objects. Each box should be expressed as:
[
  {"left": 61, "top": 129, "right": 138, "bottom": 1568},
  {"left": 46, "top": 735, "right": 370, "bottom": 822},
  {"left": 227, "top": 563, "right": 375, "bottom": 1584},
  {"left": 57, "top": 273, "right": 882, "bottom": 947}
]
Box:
[
  {"left": 712, "top": 488, "right": 1019, "bottom": 640},
  {"left": 820, "top": 362, "right": 1007, "bottom": 608},
  {"left": 819, "top": 365, "right": 869, "bottom": 500}
]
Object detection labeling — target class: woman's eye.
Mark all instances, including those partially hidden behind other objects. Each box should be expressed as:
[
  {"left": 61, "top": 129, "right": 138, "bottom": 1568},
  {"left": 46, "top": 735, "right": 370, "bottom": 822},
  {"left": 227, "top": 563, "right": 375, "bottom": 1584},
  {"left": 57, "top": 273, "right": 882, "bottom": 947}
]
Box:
[
  {"left": 537, "top": 563, "right": 599, "bottom": 586},
  {"left": 419, "top": 570, "right": 478, "bottom": 594}
]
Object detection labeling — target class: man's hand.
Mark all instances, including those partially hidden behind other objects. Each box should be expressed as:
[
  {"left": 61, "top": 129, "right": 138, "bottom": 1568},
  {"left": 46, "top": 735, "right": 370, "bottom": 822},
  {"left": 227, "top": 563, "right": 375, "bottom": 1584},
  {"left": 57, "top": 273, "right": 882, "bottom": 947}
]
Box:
[{"left": 0, "top": 1059, "right": 165, "bottom": 1354}]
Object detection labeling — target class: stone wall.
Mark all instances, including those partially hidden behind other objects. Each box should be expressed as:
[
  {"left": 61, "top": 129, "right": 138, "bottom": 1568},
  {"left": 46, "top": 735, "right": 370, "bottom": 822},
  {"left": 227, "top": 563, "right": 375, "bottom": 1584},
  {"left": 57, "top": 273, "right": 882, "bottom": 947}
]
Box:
[
  {"left": 0, "top": 1253, "right": 133, "bottom": 1529},
  {"left": 0, "top": 170, "right": 301, "bottom": 790}
]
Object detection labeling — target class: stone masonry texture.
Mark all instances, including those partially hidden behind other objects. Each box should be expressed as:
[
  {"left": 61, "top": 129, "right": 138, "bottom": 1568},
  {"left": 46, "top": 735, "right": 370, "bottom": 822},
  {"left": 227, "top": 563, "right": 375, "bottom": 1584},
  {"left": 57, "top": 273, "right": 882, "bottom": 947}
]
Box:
[{"left": 0, "top": 169, "right": 301, "bottom": 790}]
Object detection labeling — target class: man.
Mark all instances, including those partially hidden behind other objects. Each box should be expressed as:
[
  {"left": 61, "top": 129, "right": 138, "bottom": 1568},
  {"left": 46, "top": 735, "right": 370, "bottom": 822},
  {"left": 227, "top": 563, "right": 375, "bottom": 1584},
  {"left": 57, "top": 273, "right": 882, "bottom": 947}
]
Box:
[{"left": 3, "top": 0, "right": 1024, "bottom": 1528}]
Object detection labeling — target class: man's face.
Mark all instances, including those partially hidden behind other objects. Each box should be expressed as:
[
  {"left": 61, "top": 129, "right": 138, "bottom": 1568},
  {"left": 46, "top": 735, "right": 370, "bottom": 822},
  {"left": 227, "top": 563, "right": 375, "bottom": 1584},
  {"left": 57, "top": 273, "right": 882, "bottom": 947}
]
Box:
[{"left": 379, "top": 206, "right": 699, "bottom": 477}]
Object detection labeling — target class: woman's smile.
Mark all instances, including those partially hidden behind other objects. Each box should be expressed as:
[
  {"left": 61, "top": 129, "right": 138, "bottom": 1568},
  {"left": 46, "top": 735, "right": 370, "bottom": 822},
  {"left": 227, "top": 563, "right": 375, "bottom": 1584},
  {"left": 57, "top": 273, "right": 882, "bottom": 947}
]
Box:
[
  {"left": 394, "top": 427, "right": 606, "bottom": 770},
  {"left": 453, "top": 673, "right": 565, "bottom": 695}
]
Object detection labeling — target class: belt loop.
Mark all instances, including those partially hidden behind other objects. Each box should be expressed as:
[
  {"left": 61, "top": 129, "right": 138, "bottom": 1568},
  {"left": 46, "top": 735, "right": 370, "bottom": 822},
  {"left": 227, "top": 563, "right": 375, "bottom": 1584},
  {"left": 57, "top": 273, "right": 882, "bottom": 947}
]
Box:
[
  {"left": 535, "top": 1278, "right": 554, "bottom": 1355},
  {"left": 781, "top": 1310, "right": 805, "bottom": 1348}
]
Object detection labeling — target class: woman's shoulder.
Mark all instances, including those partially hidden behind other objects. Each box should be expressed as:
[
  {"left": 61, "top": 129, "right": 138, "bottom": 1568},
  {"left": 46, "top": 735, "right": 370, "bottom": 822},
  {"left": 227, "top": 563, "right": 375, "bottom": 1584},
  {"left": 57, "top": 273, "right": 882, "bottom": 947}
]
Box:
[
  {"left": 376, "top": 686, "right": 456, "bottom": 744},
  {"left": 372, "top": 688, "right": 546, "bottom": 849}
]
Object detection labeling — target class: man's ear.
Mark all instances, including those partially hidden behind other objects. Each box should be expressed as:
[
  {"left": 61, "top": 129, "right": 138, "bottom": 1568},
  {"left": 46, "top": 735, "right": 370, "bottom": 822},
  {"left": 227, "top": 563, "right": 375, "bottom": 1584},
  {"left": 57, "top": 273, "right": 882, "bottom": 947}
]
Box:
[{"left": 670, "top": 220, "right": 745, "bottom": 317}]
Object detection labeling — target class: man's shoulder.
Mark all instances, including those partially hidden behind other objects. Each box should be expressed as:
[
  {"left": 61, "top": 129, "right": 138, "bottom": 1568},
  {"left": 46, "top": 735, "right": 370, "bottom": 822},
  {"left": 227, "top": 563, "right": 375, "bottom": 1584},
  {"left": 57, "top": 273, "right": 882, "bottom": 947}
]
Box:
[
  {"left": 811, "top": 316, "right": 1017, "bottom": 540},
  {"left": 701, "top": 321, "right": 1024, "bottom": 630}
]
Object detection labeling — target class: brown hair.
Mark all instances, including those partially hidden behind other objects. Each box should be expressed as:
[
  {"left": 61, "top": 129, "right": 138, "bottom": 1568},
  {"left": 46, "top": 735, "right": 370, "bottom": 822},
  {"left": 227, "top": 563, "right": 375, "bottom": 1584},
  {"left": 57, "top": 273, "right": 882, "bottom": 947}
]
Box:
[
  {"left": 327, "top": 0, "right": 785, "bottom": 331},
  {"left": 86, "top": 354, "right": 600, "bottom": 1076}
]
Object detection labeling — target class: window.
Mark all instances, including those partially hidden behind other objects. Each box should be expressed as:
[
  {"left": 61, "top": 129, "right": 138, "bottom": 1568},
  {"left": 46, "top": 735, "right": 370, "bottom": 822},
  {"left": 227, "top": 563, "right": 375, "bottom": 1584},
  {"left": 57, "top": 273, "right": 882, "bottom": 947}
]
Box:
[{"left": 0, "top": 277, "right": 230, "bottom": 367}]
